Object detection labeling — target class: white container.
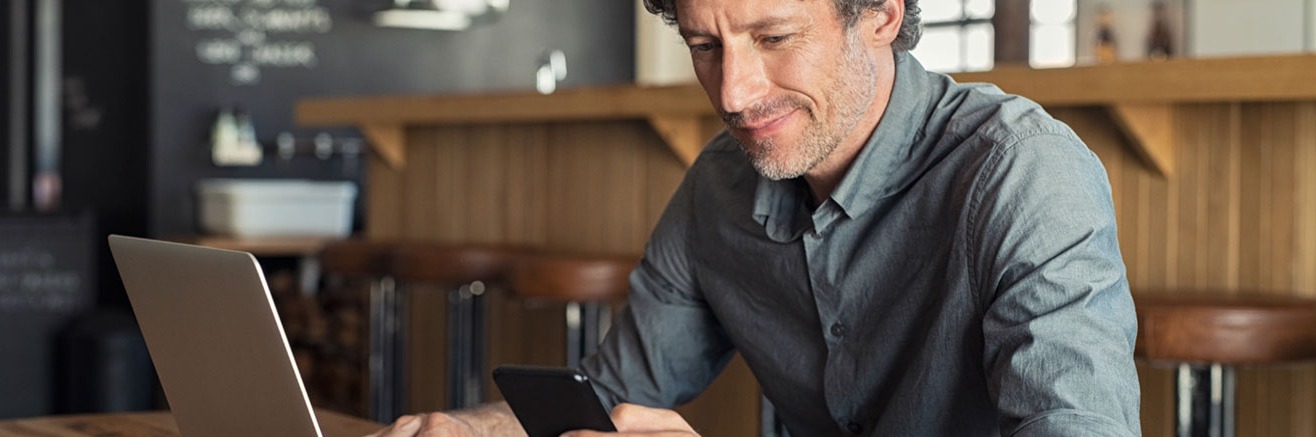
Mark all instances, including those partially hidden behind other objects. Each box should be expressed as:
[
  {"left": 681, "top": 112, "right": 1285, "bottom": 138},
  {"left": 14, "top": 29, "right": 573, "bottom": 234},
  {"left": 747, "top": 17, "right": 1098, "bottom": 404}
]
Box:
[{"left": 197, "top": 179, "right": 357, "bottom": 238}]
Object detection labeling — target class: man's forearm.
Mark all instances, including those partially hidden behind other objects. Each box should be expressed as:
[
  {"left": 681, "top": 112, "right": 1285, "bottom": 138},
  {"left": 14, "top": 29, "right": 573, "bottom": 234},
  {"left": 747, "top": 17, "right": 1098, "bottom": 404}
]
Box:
[{"left": 449, "top": 401, "right": 525, "bottom": 436}]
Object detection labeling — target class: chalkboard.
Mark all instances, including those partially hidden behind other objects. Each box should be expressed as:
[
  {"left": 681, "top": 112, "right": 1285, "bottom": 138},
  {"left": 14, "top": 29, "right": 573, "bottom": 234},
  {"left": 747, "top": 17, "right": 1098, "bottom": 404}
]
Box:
[
  {"left": 183, "top": 0, "right": 334, "bottom": 86},
  {"left": 147, "top": 0, "right": 636, "bottom": 237},
  {"left": 0, "top": 211, "right": 96, "bottom": 419}
]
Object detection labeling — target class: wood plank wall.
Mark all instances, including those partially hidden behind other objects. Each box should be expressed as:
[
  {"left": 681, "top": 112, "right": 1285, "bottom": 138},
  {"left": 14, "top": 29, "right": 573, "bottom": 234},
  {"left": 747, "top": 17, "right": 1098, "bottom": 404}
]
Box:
[
  {"left": 371, "top": 102, "right": 1316, "bottom": 436},
  {"left": 1054, "top": 102, "right": 1316, "bottom": 437},
  {"left": 368, "top": 120, "right": 760, "bottom": 436}
]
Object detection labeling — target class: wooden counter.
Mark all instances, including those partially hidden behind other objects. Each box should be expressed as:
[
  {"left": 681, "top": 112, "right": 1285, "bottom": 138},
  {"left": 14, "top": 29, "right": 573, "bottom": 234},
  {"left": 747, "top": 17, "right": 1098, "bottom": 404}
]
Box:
[
  {"left": 299, "top": 54, "right": 1316, "bottom": 437},
  {"left": 0, "top": 409, "right": 380, "bottom": 437}
]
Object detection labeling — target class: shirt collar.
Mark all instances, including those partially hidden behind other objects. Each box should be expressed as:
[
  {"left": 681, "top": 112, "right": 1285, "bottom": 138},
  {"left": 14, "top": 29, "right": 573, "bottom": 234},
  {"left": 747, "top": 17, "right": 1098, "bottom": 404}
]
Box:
[
  {"left": 829, "top": 51, "right": 937, "bottom": 219},
  {"left": 752, "top": 51, "right": 939, "bottom": 238}
]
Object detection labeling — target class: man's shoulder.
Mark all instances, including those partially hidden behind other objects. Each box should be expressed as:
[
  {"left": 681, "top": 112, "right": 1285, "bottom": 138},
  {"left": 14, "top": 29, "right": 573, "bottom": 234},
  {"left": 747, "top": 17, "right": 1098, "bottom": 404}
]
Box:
[{"left": 939, "top": 78, "right": 1079, "bottom": 149}]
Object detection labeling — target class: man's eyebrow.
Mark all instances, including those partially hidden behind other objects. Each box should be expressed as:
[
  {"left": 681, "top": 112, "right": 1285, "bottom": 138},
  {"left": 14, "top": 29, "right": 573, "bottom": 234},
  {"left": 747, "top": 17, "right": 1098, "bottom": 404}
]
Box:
[
  {"left": 678, "top": 16, "right": 799, "bottom": 40},
  {"left": 678, "top": 27, "right": 711, "bottom": 40}
]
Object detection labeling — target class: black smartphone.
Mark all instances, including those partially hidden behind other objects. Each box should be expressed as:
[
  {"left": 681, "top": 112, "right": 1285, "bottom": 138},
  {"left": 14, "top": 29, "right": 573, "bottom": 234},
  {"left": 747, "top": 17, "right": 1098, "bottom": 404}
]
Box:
[{"left": 492, "top": 365, "right": 618, "bottom": 437}]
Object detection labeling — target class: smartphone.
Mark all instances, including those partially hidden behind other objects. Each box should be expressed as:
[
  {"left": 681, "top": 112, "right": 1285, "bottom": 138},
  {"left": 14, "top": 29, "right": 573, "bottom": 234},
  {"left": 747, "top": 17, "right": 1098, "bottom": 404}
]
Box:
[{"left": 492, "top": 365, "right": 618, "bottom": 437}]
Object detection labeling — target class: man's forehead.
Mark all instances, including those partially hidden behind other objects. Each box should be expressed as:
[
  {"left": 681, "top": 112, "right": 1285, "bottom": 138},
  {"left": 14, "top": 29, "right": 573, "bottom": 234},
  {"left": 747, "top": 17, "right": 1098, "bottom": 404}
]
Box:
[{"left": 675, "top": 0, "right": 825, "bottom": 35}]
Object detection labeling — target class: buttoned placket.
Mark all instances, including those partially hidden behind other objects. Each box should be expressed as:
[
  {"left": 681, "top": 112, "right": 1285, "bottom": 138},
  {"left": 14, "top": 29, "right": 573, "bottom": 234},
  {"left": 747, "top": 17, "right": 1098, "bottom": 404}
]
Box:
[{"left": 801, "top": 200, "right": 866, "bottom": 433}]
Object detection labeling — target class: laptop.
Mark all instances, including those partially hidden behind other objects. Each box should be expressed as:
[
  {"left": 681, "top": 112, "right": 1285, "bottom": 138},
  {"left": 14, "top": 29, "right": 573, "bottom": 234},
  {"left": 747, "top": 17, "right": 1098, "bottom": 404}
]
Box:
[{"left": 108, "top": 235, "right": 323, "bottom": 437}]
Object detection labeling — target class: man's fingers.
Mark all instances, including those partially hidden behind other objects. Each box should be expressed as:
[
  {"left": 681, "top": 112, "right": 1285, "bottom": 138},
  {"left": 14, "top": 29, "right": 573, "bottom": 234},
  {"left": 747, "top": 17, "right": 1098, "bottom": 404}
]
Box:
[
  {"left": 610, "top": 403, "right": 696, "bottom": 433},
  {"left": 365, "top": 414, "right": 421, "bottom": 437}
]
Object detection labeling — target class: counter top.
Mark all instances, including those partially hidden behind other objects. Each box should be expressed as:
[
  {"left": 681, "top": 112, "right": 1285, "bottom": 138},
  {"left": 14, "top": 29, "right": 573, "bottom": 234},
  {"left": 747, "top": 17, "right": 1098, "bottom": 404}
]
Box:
[{"left": 0, "top": 409, "right": 381, "bottom": 437}]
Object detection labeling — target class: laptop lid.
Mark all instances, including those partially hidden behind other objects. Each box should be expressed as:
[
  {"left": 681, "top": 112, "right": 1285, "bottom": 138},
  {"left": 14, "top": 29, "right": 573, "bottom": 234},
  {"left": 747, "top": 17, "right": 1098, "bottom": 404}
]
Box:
[{"left": 108, "top": 235, "right": 322, "bottom": 437}]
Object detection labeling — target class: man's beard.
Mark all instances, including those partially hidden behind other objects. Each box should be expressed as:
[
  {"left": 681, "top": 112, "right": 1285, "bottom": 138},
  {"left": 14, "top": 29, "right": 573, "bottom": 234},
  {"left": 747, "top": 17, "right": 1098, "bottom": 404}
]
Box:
[{"left": 722, "top": 32, "right": 879, "bottom": 180}]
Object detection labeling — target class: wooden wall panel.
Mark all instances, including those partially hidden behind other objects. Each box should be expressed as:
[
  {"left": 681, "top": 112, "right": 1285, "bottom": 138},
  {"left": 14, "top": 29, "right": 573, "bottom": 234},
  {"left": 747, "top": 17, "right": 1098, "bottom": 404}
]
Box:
[
  {"left": 373, "top": 119, "right": 760, "bottom": 434},
  {"left": 1056, "top": 102, "right": 1316, "bottom": 437}
]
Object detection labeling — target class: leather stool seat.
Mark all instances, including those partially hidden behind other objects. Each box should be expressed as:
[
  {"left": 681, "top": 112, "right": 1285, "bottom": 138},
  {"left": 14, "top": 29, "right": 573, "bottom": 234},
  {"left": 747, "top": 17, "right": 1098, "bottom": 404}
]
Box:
[
  {"left": 509, "top": 254, "right": 634, "bottom": 302},
  {"left": 320, "top": 239, "right": 396, "bottom": 279},
  {"left": 390, "top": 243, "right": 525, "bottom": 410},
  {"left": 1135, "top": 293, "right": 1316, "bottom": 437},
  {"left": 1137, "top": 294, "right": 1316, "bottom": 364},
  {"left": 392, "top": 243, "right": 525, "bottom": 285},
  {"left": 509, "top": 253, "right": 638, "bottom": 368}
]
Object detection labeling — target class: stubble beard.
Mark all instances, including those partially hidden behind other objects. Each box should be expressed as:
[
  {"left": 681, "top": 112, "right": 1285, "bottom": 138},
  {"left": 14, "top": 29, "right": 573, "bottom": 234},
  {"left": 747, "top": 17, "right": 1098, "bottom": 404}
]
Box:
[{"left": 725, "top": 32, "right": 880, "bottom": 180}]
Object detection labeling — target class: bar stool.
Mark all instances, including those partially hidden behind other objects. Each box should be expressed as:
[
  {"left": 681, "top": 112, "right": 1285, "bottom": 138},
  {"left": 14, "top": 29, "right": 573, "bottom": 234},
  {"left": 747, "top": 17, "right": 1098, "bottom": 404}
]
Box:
[
  {"left": 391, "top": 243, "right": 524, "bottom": 409},
  {"left": 1135, "top": 293, "right": 1316, "bottom": 437},
  {"left": 318, "top": 239, "right": 399, "bottom": 422},
  {"left": 509, "top": 253, "right": 637, "bottom": 369}
]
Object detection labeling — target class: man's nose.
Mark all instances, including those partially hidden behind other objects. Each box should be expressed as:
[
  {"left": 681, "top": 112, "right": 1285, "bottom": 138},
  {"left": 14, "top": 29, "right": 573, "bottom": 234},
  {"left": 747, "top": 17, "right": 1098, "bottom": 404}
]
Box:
[{"left": 718, "top": 46, "right": 769, "bottom": 114}]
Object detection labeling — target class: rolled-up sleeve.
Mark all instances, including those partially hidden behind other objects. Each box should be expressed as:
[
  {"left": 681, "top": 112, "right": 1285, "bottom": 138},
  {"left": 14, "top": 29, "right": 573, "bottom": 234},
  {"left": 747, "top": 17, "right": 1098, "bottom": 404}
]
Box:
[
  {"left": 580, "top": 168, "right": 736, "bottom": 411},
  {"left": 969, "top": 132, "right": 1141, "bottom": 436}
]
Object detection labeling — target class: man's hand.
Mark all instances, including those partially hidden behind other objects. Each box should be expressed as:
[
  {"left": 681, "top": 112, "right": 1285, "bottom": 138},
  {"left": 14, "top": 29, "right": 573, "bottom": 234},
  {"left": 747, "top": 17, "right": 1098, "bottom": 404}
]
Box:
[
  {"left": 363, "top": 402, "right": 523, "bottom": 437},
  {"left": 562, "top": 403, "right": 699, "bottom": 437},
  {"left": 365, "top": 412, "right": 477, "bottom": 437}
]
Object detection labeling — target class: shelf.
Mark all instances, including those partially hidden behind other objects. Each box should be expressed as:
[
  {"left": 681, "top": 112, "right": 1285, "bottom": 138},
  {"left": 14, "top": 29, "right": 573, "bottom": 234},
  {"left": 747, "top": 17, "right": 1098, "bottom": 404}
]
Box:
[
  {"left": 950, "top": 54, "right": 1316, "bottom": 177},
  {"left": 297, "top": 54, "right": 1316, "bottom": 176},
  {"left": 950, "top": 54, "right": 1316, "bottom": 105}
]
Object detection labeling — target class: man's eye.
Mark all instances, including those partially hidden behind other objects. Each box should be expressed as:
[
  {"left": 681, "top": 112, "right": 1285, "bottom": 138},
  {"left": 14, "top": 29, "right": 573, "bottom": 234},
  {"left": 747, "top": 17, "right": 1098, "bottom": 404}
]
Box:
[
  {"left": 763, "top": 35, "right": 790, "bottom": 44},
  {"left": 688, "top": 42, "right": 718, "bottom": 53}
]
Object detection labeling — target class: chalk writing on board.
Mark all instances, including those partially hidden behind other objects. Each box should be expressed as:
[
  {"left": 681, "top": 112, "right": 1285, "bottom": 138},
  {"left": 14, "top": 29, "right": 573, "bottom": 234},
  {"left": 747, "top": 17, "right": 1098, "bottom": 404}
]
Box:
[
  {"left": 183, "top": 0, "right": 333, "bottom": 85},
  {"left": 0, "top": 247, "right": 87, "bottom": 313}
]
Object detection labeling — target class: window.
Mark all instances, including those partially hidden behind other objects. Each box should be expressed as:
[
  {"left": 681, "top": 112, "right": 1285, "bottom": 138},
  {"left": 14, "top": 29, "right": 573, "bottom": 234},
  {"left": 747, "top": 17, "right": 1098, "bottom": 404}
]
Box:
[
  {"left": 908, "top": 0, "right": 1077, "bottom": 72},
  {"left": 1030, "top": 0, "right": 1077, "bottom": 68},
  {"left": 910, "top": 0, "right": 995, "bottom": 72}
]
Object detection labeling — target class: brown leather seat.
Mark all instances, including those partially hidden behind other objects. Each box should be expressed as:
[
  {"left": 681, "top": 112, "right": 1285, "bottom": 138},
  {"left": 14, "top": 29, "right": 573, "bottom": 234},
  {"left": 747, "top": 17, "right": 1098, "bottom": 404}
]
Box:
[
  {"left": 388, "top": 243, "right": 527, "bottom": 410},
  {"left": 1135, "top": 293, "right": 1316, "bottom": 365},
  {"left": 391, "top": 243, "right": 526, "bottom": 285},
  {"left": 1134, "top": 292, "right": 1316, "bottom": 437},
  {"left": 319, "top": 239, "right": 397, "bottom": 279},
  {"left": 508, "top": 252, "right": 638, "bottom": 369},
  {"left": 508, "top": 253, "right": 636, "bottom": 303}
]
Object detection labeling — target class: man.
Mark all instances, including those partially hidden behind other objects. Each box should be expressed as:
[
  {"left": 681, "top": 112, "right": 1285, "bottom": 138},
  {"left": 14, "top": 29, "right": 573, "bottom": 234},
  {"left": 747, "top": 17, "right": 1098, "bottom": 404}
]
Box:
[{"left": 371, "top": 0, "right": 1141, "bottom": 435}]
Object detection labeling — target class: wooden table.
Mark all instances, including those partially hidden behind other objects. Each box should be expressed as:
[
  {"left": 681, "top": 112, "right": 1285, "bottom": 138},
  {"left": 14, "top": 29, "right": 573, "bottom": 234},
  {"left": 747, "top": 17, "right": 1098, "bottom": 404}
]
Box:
[{"left": 0, "top": 409, "right": 382, "bottom": 436}]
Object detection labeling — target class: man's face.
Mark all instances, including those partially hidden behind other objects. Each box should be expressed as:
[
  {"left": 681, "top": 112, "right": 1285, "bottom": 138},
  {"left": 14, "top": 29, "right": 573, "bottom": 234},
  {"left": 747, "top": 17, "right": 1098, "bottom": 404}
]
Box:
[{"left": 677, "top": 0, "right": 883, "bottom": 180}]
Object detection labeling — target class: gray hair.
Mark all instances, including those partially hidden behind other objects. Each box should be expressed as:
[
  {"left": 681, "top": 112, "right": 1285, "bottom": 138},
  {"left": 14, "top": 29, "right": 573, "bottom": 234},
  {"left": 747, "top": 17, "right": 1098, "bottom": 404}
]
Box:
[{"left": 643, "top": 0, "right": 923, "bottom": 52}]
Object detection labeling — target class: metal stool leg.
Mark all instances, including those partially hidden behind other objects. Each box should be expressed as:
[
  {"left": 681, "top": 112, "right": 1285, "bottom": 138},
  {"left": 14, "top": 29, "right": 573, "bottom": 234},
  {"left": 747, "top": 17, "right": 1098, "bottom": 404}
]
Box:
[
  {"left": 565, "top": 302, "right": 583, "bottom": 369},
  {"left": 368, "top": 277, "right": 404, "bottom": 423},
  {"left": 1176, "top": 363, "right": 1235, "bottom": 437},
  {"left": 760, "top": 395, "right": 790, "bottom": 437},
  {"left": 446, "top": 281, "right": 488, "bottom": 409},
  {"left": 467, "top": 282, "right": 487, "bottom": 407},
  {"left": 582, "top": 302, "right": 604, "bottom": 358}
]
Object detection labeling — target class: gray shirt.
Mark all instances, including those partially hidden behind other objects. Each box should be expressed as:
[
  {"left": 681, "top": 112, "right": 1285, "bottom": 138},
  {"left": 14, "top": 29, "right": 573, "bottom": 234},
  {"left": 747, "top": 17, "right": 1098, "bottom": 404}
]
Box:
[{"left": 582, "top": 52, "right": 1140, "bottom": 437}]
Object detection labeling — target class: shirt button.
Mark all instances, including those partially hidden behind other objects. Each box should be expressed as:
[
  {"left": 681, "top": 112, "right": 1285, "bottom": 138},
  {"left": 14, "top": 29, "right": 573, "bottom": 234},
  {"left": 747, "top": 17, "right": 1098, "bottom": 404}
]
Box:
[
  {"left": 846, "top": 421, "right": 863, "bottom": 434},
  {"left": 830, "top": 322, "right": 846, "bottom": 337}
]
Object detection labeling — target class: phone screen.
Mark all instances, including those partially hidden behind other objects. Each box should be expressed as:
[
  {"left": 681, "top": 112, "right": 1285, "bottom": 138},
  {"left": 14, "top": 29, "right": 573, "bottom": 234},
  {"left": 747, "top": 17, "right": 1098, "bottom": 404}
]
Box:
[{"left": 493, "top": 365, "right": 618, "bottom": 437}]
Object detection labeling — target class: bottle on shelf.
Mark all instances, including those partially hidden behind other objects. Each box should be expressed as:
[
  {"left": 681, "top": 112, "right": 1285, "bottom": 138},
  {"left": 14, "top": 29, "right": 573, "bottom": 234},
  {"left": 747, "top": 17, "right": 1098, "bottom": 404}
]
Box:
[
  {"left": 1094, "top": 4, "right": 1118, "bottom": 64},
  {"left": 1146, "top": 1, "right": 1174, "bottom": 60}
]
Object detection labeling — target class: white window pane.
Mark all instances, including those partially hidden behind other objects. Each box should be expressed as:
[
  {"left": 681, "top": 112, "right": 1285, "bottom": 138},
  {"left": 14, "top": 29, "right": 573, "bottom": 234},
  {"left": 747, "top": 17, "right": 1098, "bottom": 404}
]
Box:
[
  {"left": 911, "top": 26, "right": 964, "bottom": 72},
  {"left": 1030, "top": 24, "right": 1075, "bottom": 68},
  {"left": 1030, "top": 0, "right": 1076, "bottom": 24},
  {"left": 964, "top": 23, "right": 994, "bottom": 71},
  {"left": 965, "top": 0, "right": 994, "bottom": 19},
  {"left": 921, "top": 0, "right": 963, "bottom": 23}
]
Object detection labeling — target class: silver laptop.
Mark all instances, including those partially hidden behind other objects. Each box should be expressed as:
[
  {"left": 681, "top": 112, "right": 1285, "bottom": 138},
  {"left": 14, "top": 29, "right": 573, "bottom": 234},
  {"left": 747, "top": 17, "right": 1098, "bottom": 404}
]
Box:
[{"left": 108, "top": 235, "right": 323, "bottom": 437}]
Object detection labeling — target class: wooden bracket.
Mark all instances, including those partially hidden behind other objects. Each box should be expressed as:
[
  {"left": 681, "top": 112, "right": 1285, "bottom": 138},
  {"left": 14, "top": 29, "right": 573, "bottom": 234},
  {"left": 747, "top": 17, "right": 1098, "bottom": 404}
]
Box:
[
  {"left": 1107, "top": 103, "right": 1174, "bottom": 177},
  {"left": 646, "top": 115, "right": 704, "bottom": 167},
  {"left": 360, "top": 123, "right": 406, "bottom": 169}
]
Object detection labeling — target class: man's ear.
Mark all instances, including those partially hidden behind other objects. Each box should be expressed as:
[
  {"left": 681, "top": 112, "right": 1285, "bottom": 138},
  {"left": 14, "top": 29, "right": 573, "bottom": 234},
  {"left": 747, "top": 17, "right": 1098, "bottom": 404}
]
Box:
[{"left": 859, "top": 0, "right": 904, "bottom": 48}]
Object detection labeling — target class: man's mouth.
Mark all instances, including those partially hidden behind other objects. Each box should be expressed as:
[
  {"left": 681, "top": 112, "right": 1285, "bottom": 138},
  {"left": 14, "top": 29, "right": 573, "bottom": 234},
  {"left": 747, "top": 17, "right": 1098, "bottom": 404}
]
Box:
[{"left": 733, "top": 108, "right": 801, "bottom": 140}]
